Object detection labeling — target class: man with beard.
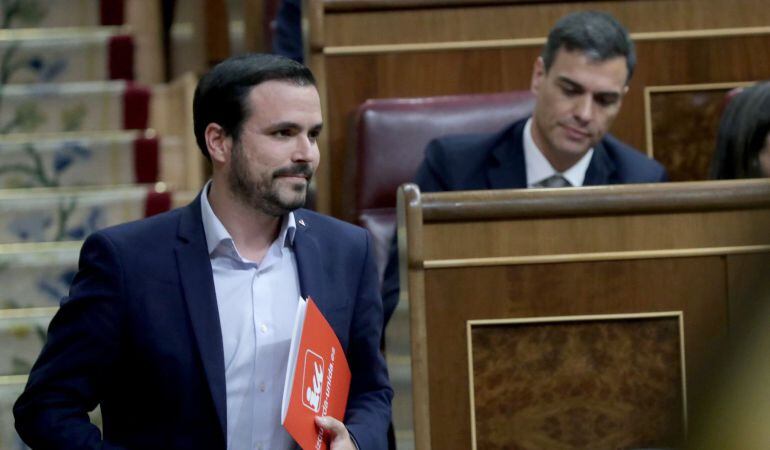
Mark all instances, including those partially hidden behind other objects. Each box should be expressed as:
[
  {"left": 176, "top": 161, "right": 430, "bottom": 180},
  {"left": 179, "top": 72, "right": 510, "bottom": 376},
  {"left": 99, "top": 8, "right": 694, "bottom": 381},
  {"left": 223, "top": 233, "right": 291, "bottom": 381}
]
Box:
[{"left": 14, "top": 54, "right": 392, "bottom": 450}]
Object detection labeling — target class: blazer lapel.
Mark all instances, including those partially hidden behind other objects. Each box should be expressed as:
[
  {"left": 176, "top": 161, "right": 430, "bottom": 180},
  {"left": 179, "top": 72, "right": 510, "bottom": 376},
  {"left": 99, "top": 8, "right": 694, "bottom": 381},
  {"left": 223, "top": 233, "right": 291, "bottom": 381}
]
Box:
[
  {"left": 174, "top": 196, "right": 227, "bottom": 439},
  {"left": 292, "top": 211, "right": 327, "bottom": 307},
  {"left": 487, "top": 120, "right": 529, "bottom": 189},
  {"left": 584, "top": 141, "right": 617, "bottom": 186},
  {"left": 292, "top": 211, "right": 349, "bottom": 344}
]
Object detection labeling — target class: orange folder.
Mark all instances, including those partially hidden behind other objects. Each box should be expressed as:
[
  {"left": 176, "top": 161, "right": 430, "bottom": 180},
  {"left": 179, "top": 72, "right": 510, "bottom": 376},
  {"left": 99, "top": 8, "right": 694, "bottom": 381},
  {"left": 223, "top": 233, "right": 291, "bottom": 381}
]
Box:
[{"left": 282, "top": 297, "right": 351, "bottom": 450}]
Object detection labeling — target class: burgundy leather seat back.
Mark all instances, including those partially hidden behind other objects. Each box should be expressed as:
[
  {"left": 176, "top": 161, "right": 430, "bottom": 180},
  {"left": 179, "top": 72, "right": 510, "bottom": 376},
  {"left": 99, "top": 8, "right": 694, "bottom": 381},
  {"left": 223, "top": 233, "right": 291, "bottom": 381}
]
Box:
[{"left": 346, "top": 91, "right": 536, "bottom": 279}]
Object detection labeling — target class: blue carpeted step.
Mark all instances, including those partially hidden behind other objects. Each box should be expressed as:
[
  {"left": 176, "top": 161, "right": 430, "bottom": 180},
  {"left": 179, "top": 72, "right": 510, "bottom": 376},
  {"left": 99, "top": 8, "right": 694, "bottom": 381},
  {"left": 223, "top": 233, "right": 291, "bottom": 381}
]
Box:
[
  {"left": 0, "top": 0, "right": 123, "bottom": 29},
  {"left": 0, "top": 131, "right": 162, "bottom": 189},
  {"left": 0, "top": 241, "right": 80, "bottom": 310},
  {"left": 0, "top": 377, "right": 28, "bottom": 448},
  {"left": 0, "top": 307, "right": 55, "bottom": 376},
  {"left": 0, "top": 80, "right": 150, "bottom": 134},
  {"left": 0, "top": 27, "right": 134, "bottom": 83},
  {"left": 0, "top": 185, "right": 172, "bottom": 244}
]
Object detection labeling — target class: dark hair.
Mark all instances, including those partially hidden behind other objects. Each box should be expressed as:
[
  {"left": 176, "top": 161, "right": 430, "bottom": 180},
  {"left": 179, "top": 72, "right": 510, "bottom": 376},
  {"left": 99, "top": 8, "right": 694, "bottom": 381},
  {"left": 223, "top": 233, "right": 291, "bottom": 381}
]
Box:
[
  {"left": 711, "top": 82, "right": 770, "bottom": 179},
  {"left": 192, "top": 53, "right": 316, "bottom": 159},
  {"left": 542, "top": 11, "right": 636, "bottom": 82}
]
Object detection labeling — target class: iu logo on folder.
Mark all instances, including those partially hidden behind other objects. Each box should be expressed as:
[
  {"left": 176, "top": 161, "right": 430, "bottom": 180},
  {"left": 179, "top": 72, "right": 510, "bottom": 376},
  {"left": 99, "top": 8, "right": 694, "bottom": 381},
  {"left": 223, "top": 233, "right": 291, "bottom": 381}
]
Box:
[{"left": 302, "top": 350, "right": 324, "bottom": 413}]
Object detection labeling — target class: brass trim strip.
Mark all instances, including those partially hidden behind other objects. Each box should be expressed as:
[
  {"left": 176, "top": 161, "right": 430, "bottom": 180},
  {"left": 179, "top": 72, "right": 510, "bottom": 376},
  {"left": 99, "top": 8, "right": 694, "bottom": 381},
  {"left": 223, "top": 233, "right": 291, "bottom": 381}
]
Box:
[
  {"left": 323, "top": 26, "right": 770, "bottom": 56},
  {"left": 644, "top": 83, "right": 654, "bottom": 158},
  {"left": 646, "top": 81, "right": 756, "bottom": 94},
  {"left": 0, "top": 375, "right": 28, "bottom": 386},
  {"left": 0, "top": 241, "right": 83, "bottom": 255},
  {"left": 325, "top": 37, "right": 543, "bottom": 55},
  {"left": 0, "top": 184, "right": 160, "bottom": 199},
  {"left": 467, "top": 311, "right": 683, "bottom": 326},
  {"left": 0, "top": 26, "right": 130, "bottom": 41},
  {"left": 633, "top": 26, "right": 770, "bottom": 41},
  {"left": 0, "top": 80, "right": 127, "bottom": 96},
  {"left": 467, "top": 320, "right": 479, "bottom": 450},
  {"left": 0, "top": 307, "right": 58, "bottom": 320},
  {"left": 0, "top": 130, "right": 154, "bottom": 144},
  {"left": 679, "top": 312, "right": 689, "bottom": 434},
  {"left": 424, "top": 245, "right": 770, "bottom": 269}
]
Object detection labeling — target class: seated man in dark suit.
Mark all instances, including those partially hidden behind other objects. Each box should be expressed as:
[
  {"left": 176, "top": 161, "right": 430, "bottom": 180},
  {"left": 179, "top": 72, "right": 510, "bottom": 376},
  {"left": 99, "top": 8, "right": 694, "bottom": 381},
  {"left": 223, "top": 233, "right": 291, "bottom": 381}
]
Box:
[
  {"left": 14, "top": 54, "right": 392, "bottom": 450},
  {"left": 382, "top": 11, "right": 668, "bottom": 324}
]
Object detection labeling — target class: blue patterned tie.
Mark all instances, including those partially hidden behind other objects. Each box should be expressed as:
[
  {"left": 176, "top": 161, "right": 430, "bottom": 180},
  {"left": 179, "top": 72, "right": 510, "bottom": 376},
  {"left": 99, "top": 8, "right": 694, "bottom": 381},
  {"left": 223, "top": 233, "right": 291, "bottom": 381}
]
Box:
[{"left": 534, "top": 174, "right": 572, "bottom": 188}]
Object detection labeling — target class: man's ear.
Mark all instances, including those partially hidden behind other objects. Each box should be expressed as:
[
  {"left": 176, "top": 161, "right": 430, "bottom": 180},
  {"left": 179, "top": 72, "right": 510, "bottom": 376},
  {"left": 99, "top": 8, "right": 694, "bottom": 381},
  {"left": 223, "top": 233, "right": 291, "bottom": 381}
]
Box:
[
  {"left": 204, "top": 123, "right": 231, "bottom": 164},
  {"left": 531, "top": 57, "right": 546, "bottom": 94}
]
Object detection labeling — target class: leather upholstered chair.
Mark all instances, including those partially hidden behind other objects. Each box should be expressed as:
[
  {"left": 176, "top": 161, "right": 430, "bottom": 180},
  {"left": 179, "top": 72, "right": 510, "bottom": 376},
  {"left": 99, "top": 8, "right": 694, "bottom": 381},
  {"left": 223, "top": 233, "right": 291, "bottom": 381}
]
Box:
[{"left": 345, "top": 91, "right": 537, "bottom": 279}]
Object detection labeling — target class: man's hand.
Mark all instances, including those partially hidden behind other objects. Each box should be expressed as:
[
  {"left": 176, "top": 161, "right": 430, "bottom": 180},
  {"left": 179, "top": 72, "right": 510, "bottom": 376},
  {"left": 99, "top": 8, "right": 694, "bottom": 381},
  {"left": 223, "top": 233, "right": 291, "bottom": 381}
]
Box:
[{"left": 315, "top": 416, "right": 356, "bottom": 450}]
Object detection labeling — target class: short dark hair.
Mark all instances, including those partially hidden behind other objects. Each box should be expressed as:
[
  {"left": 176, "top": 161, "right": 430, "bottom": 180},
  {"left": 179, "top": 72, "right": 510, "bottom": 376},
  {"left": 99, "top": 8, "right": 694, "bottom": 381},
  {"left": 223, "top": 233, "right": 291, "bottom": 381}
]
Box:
[
  {"left": 192, "top": 53, "right": 316, "bottom": 160},
  {"left": 542, "top": 11, "right": 636, "bottom": 82},
  {"left": 711, "top": 82, "right": 770, "bottom": 179}
]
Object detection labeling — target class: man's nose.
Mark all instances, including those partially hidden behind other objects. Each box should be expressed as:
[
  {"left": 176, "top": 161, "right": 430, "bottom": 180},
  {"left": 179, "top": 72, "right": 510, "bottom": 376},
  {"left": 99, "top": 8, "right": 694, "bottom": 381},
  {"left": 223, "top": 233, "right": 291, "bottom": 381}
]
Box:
[
  {"left": 292, "top": 135, "right": 318, "bottom": 162},
  {"left": 573, "top": 95, "right": 593, "bottom": 124}
]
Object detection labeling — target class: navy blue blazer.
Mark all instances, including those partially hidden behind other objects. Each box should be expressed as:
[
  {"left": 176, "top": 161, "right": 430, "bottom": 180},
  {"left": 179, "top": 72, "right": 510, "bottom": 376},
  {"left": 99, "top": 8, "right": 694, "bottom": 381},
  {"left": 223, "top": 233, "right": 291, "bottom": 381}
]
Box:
[
  {"left": 14, "top": 196, "right": 392, "bottom": 450},
  {"left": 381, "top": 117, "right": 668, "bottom": 323},
  {"left": 415, "top": 117, "right": 667, "bottom": 191}
]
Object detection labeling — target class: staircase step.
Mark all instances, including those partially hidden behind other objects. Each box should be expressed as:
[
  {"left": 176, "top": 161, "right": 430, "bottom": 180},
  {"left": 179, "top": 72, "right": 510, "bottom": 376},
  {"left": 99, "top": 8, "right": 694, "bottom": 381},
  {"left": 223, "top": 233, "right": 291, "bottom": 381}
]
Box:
[
  {"left": 0, "top": 185, "right": 172, "bottom": 244},
  {"left": 0, "top": 27, "right": 134, "bottom": 83},
  {"left": 0, "top": 131, "right": 162, "bottom": 189},
  {"left": 0, "top": 241, "right": 80, "bottom": 309},
  {"left": 0, "top": 377, "right": 27, "bottom": 448},
  {"left": 0, "top": 0, "right": 123, "bottom": 29},
  {"left": 0, "top": 308, "right": 56, "bottom": 376},
  {"left": 0, "top": 80, "right": 150, "bottom": 134}
]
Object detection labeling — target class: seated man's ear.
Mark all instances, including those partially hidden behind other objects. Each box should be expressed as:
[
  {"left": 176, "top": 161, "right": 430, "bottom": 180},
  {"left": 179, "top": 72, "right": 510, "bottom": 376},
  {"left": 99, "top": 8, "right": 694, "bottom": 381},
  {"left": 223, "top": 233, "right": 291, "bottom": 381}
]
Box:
[
  {"left": 205, "top": 123, "right": 232, "bottom": 164},
  {"left": 531, "top": 56, "right": 546, "bottom": 94}
]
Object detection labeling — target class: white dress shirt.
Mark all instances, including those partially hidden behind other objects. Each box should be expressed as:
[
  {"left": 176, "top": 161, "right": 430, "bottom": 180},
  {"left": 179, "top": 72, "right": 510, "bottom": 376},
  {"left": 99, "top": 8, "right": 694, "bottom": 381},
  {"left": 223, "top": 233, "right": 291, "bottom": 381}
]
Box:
[
  {"left": 201, "top": 181, "right": 300, "bottom": 450},
  {"left": 523, "top": 118, "right": 594, "bottom": 187}
]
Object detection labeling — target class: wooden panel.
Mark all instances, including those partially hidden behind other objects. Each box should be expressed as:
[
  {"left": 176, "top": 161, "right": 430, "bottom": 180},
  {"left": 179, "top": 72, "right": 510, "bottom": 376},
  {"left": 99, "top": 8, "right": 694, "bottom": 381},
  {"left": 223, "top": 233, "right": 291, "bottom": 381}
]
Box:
[
  {"left": 126, "top": 0, "right": 164, "bottom": 84},
  {"left": 204, "top": 0, "right": 231, "bottom": 65},
  {"left": 470, "top": 316, "right": 684, "bottom": 449},
  {"left": 321, "top": 33, "right": 770, "bottom": 216},
  {"left": 321, "top": 0, "right": 770, "bottom": 47},
  {"left": 726, "top": 252, "right": 770, "bottom": 329},
  {"left": 422, "top": 210, "right": 770, "bottom": 261},
  {"left": 422, "top": 257, "right": 726, "bottom": 449},
  {"left": 648, "top": 85, "right": 742, "bottom": 181}
]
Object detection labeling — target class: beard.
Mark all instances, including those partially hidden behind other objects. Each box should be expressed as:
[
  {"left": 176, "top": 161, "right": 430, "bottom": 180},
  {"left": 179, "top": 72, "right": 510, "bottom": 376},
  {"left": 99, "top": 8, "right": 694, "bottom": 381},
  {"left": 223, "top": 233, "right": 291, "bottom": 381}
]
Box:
[{"left": 227, "top": 142, "right": 313, "bottom": 217}]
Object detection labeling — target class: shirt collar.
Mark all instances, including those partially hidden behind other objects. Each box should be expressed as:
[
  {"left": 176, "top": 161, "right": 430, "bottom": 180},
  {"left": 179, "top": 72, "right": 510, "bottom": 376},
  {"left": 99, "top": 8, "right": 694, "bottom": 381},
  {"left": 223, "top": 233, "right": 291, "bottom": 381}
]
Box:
[
  {"left": 523, "top": 117, "right": 594, "bottom": 187},
  {"left": 200, "top": 180, "right": 297, "bottom": 258}
]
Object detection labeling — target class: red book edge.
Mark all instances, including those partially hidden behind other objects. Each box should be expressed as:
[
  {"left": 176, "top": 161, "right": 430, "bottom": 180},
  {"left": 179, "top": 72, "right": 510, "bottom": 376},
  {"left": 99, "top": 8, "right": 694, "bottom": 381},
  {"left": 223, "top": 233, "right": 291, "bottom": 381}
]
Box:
[{"left": 282, "top": 297, "right": 351, "bottom": 450}]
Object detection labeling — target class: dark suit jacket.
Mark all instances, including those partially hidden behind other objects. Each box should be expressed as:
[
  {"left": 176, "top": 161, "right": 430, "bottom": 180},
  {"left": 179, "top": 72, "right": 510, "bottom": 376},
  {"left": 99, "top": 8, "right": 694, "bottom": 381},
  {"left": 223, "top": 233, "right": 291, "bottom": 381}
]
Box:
[
  {"left": 381, "top": 117, "right": 668, "bottom": 323},
  {"left": 272, "top": 0, "right": 303, "bottom": 63},
  {"left": 14, "top": 196, "right": 392, "bottom": 450}
]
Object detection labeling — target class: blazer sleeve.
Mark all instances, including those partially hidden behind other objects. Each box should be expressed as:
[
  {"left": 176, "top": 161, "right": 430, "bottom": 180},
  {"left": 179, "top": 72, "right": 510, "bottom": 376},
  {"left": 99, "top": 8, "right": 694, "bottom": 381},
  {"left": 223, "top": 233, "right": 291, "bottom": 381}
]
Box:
[
  {"left": 14, "top": 232, "right": 126, "bottom": 450},
  {"left": 414, "top": 138, "right": 453, "bottom": 193},
  {"left": 345, "top": 231, "right": 394, "bottom": 450}
]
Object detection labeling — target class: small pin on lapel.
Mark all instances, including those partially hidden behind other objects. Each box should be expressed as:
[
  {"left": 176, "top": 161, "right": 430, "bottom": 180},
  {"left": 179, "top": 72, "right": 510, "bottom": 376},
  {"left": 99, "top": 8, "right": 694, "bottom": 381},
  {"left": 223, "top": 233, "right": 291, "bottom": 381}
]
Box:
[{"left": 298, "top": 219, "right": 306, "bottom": 227}]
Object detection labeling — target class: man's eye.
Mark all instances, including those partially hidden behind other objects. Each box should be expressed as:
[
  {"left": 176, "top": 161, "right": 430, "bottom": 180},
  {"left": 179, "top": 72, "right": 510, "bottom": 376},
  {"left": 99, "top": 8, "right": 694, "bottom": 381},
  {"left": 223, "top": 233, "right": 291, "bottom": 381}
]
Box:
[
  {"left": 595, "top": 95, "right": 618, "bottom": 107},
  {"left": 560, "top": 85, "right": 580, "bottom": 96},
  {"left": 273, "top": 129, "right": 293, "bottom": 137}
]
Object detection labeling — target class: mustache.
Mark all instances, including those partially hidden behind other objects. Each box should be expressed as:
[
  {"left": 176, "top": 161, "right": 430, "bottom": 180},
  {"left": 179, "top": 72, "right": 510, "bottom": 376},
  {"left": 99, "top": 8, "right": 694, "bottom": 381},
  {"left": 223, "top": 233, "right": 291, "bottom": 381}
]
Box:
[{"left": 272, "top": 163, "right": 314, "bottom": 179}]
